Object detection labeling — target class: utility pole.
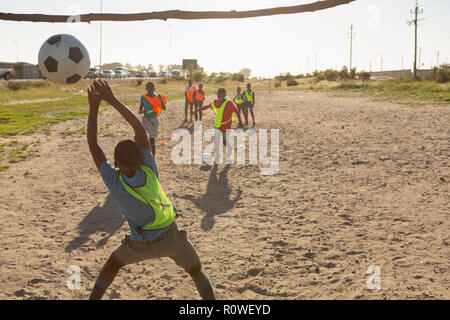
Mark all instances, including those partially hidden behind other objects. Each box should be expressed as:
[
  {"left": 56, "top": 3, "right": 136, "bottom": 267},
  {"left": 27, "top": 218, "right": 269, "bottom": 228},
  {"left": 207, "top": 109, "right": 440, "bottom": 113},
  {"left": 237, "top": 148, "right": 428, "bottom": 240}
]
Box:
[
  {"left": 369, "top": 61, "right": 372, "bottom": 72},
  {"left": 99, "top": 0, "right": 103, "bottom": 70},
  {"left": 346, "top": 24, "right": 355, "bottom": 70},
  {"left": 306, "top": 57, "right": 310, "bottom": 75},
  {"left": 314, "top": 51, "right": 318, "bottom": 72},
  {"left": 379, "top": 53, "right": 384, "bottom": 72},
  {"left": 409, "top": 0, "right": 423, "bottom": 80},
  {"left": 168, "top": 24, "right": 172, "bottom": 79},
  {"left": 436, "top": 50, "right": 440, "bottom": 67},
  {"left": 419, "top": 47, "right": 422, "bottom": 68}
]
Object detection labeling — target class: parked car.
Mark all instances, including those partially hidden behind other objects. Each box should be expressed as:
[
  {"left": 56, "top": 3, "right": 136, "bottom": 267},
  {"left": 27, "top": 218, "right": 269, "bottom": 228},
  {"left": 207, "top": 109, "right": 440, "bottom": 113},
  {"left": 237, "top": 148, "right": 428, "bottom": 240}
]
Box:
[
  {"left": 170, "top": 69, "right": 181, "bottom": 77},
  {"left": 159, "top": 71, "right": 168, "bottom": 77},
  {"left": 136, "top": 70, "right": 147, "bottom": 78},
  {"left": 0, "top": 66, "right": 15, "bottom": 80},
  {"left": 86, "top": 67, "right": 102, "bottom": 79},
  {"left": 148, "top": 72, "right": 157, "bottom": 78},
  {"left": 101, "top": 70, "right": 115, "bottom": 79},
  {"left": 114, "top": 67, "right": 130, "bottom": 78},
  {"left": 114, "top": 70, "right": 125, "bottom": 79}
]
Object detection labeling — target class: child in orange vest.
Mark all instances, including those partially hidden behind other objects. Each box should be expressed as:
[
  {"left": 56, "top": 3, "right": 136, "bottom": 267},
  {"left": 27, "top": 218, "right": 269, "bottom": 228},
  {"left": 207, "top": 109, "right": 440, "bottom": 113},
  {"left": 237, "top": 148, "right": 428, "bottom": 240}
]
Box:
[
  {"left": 194, "top": 83, "right": 205, "bottom": 121},
  {"left": 139, "top": 82, "right": 166, "bottom": 157},
  {"left": 184, "top": 79, "right": 197, "bottom": 125}
]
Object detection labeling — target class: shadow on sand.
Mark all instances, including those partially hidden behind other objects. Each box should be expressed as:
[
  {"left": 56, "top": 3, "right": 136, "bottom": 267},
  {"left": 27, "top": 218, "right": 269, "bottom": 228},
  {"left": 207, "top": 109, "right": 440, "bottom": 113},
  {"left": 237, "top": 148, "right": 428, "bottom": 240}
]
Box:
[
  {"left": 65, "top": 193, "right": 125, "bottom": 252},
  {"left": 176, "top": 164, "right": 242, "bottom": 231}
]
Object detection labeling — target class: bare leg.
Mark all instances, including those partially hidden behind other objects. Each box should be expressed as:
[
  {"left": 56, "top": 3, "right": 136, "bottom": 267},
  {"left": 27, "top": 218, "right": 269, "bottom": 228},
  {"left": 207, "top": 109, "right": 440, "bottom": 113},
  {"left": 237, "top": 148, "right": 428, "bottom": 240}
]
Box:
[
  {"left": 250, "top": 108, "right": 255, "bottom": 126},
  {"left": 189, "top": 103, "right": 194, "bottom": 122},
  {"left": 237, "top": 105, "right": 244, "bottom": 127},
  {"left": 149, "top": 137, "right": 156, "bottom": 157},
  {"left": 89, "top": 253, "right": 124, "bottom": 300},
  {"left": 194, "top": 102, "right": 198, "bottom": 121},
  {"left": 243, "top": 108, "right": 249, "bottom": 126},
  {"left": 184, "top": 101, "right": 188, "bottom": 122},
  {"left": 186, "top": 263, "right": 216, "bottom": 300},
  {"left": 198, "top": 101, "right": 203, "bottom": 121}
]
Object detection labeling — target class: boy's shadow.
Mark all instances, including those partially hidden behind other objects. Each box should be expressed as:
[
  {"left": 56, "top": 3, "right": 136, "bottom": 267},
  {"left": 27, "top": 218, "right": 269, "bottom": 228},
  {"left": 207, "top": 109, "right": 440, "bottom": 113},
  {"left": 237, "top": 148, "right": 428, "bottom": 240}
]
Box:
[
  {"left": 65, "top": 193, "right": 125, "bottom": 252},
  {"left": 176, "top": 164, "right": 242, "bottom": 231}
]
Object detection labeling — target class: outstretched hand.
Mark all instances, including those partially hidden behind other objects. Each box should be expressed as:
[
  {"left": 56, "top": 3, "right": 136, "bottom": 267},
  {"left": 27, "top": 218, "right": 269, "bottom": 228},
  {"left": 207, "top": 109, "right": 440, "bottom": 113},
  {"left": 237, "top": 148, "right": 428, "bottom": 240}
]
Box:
[
  {"left": 87, "top": 85, "right": 101, "bottom": 108},
  {"left": 92, "top": 79, "right": 115, "bottom": 103}
]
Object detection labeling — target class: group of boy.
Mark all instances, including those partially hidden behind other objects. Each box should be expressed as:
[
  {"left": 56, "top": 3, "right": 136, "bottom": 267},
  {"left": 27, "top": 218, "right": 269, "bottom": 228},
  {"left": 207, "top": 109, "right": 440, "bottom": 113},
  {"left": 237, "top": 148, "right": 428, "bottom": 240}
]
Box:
[{"left": 138, "top": 79, "right": 256, "bottom": 154}]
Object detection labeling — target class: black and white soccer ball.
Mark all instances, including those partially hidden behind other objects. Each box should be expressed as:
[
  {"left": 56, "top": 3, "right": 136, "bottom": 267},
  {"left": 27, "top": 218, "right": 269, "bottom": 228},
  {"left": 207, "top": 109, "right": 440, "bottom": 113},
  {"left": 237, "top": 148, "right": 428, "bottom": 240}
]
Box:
[{"left": 38, "top": 34, "right": 90, "bottom": 84}]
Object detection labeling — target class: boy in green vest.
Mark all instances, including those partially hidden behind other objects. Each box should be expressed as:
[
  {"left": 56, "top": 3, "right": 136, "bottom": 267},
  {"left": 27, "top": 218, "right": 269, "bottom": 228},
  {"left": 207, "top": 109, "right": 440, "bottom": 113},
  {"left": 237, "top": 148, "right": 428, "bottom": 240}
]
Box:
[
  {"left": 192, "top": 88, "right": 238, "bottom": 145},
  {"left": 232, "top": 87, "right": 245, "bottom": 128},
  {"left": 86, "top": 80, "right": 216, "bottom": 300},
  {"left": 243, "top": 83, "right": 256, "bottom": 128}
]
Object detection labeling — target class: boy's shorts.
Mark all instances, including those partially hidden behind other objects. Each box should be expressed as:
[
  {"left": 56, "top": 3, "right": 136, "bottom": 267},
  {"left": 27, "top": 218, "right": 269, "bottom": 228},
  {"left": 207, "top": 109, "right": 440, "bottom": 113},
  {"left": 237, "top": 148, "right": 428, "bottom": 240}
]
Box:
[
  {"left": 244, "top": 101, "right": 254, "bottom": 109},
  {"left": 113, "top": 223, "right": 201, "bottom": 271},
  {"left": 141, "top": 116, "right": 159, "bottom": 138}
]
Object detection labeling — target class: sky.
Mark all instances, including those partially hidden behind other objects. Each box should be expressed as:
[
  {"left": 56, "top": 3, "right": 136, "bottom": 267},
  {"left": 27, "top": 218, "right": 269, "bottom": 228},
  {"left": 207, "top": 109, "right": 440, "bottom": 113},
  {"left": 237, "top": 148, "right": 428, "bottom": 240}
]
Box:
[{"left": 0, "top": 0, "right": 449, "bottom": 77}]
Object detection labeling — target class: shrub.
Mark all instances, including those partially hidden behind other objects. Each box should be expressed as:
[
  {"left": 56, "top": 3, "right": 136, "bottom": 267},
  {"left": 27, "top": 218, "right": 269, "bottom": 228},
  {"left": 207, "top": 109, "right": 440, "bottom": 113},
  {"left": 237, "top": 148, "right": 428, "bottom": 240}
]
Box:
[
  {"left": 426, "top": 64, "right": 450, "bottom": 83},
  {"left": 232, "top": 73, "right": 244, "bottom": 82},
  {"left": 275, "top": 72, "right": 293, "bottom": 81},
  {"left": 349, "top": 67, "right": 357, "bottom": 79},
  {"left": 159, "top": 78, "right": 168, "bottom": 84},
  {"left": 169, "top": 76, "right": 186, "bottom": 81},
  {"left": 213, "top": 72, "right": 229, "bottom": 83},
  {"left": 136, "top": 79, "right": 143, "bottom": 86},
  {"left": 358, "top": 71, "right": 371, "bottom": 82},
  {"left": 324, "top": 69, "right": 339, "bottom": 81},
  {"left": 287, "top": 78, "right": 298, "bottom": 86},
  {"left": 313, "top": 70, "right": 325, "bottom": 82},
  {"left": 191, "top": 67, "right": 206, "bottom": 82},
  {"left": 274, "top": 81, "right": 281, "bottom": 87},
  {"left": 7, "top": 81, "right": 23, "bottom": 91},
  {"left": 334, "top": 83, "right": 363, "bottom": 90},
  {"left": 340, "top": 66, "right": 350, "bottom": 80}
]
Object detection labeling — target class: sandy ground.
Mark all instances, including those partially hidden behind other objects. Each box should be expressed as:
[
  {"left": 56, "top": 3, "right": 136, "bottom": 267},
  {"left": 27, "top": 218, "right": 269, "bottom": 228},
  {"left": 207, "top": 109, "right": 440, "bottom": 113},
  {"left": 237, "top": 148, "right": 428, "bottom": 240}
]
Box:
[{"left": 0, "top": 90, "right": 448, "bottom": 300}]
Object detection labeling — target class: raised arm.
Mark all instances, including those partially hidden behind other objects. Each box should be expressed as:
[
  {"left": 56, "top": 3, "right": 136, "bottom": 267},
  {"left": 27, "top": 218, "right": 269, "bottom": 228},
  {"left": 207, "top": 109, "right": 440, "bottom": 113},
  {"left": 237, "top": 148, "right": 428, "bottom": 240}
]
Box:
[
  {"left": 87, "top": 85, "right": 107, "bottom": 170},
  {"left": 93, "top": 80, "right": 150, "bottom": 150},
  {"left": 192, "top": 103, "right": 211, "bottom": 114}
]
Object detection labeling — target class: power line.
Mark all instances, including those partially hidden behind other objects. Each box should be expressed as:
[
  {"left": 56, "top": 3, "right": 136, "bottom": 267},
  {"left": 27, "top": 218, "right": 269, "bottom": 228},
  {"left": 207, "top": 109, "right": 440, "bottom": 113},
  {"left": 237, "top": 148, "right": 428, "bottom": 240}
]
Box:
[
  {"left": 423, "top": 0, "right": 446, "bottom": 10},
  {"left": 422, "top": 7, "right": 450, "bottom": 19}
]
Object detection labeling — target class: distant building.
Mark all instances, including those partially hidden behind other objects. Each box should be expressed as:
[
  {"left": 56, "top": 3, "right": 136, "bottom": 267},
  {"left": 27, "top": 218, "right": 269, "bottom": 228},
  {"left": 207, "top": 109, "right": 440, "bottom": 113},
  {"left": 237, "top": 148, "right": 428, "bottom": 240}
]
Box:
[{"left": 0, "top": 62, "right": 43, "bottom": 79}]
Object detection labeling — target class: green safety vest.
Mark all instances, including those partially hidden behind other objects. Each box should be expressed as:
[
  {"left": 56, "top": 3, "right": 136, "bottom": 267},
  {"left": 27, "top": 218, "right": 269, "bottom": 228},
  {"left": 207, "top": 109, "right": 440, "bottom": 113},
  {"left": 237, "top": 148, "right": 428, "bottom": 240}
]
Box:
[
  {"left": 235, "top": 93, "right": 244, "bottom": 104},
  {"left": 245, "top": 89, "right": 254, "bottom": 102},
  {"left": 211, "top": 99, "right": 229, "bottom": 129},
  {"left": 119, "top": 165, "right": 175, "bottom": 232}
]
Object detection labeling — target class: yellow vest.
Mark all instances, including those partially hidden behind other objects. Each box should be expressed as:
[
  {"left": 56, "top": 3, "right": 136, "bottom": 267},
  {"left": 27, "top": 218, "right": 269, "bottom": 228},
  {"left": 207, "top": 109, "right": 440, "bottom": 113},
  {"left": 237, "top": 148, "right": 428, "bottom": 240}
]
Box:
[{"left": 119, "top": 165, "right": 175, "bottom": 233}]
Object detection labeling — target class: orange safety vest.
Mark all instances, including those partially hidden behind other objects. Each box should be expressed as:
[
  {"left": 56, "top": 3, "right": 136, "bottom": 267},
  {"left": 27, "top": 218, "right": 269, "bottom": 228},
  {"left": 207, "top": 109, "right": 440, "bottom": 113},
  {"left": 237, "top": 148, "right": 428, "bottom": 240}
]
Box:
[
  {"left": 142, "top": 93, "right": 167, "bottom": 117},
  {"left": 186, "top": 86, "right": 197, "bottom": 103},
  {"left": 196, "top": 90, "right": 205, "bottom": 102}
]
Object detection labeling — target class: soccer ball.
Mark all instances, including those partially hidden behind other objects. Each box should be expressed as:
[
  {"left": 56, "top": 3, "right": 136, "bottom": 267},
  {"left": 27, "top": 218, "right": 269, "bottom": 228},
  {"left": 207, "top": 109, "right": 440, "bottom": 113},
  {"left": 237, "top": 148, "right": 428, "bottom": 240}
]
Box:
[
  {"left": 202, "top": 153, "right": 213, "bottom": 165},
  {"left": 38, "top": 34, "right": 90, "bottom": 84}
]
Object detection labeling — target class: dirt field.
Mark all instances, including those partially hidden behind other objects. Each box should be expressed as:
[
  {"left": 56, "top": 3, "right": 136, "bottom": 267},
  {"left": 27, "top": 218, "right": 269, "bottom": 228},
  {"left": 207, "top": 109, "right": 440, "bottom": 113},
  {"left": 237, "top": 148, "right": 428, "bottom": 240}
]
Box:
[{"left": 0, "top": 90, "right": 448, "bottom": 300}]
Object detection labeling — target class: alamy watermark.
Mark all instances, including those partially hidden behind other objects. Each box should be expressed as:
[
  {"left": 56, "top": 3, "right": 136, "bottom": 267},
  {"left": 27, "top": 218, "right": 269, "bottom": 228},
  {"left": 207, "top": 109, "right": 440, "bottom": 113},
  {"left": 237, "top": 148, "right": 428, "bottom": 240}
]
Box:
[
  {"left": 66, "top": 265, "right": 81, "bottom": 290},
  {"left": 366, "top": 264, "right": 381, "bottom": 290},
  {"left": 170, "top": 122, "right": 279, "bottom": 175}
]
